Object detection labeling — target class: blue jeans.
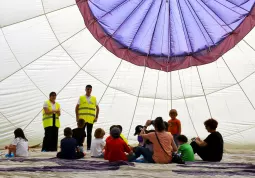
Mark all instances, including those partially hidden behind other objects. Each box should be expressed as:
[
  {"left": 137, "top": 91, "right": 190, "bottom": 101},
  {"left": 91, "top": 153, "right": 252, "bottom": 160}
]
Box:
[
  {"left": 134, "top": 147, "right": 155, "bottom": 163},
  {"left": 173, "top": 134, "right": 179, "bottom": 147}
]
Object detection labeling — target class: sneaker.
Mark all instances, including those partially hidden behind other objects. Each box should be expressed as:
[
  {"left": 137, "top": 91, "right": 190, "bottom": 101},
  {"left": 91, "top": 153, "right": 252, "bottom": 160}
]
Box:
[{"left": 5, "top": 153, "right": 14, "bottom": 158}]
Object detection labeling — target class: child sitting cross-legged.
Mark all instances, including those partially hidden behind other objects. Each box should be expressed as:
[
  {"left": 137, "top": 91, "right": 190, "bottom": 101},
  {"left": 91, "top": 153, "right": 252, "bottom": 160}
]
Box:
[
  {"left": 5, "top": 128, "right": 29, "bottom": 158},
  {"left": 91, "top": 128, "right": 105, "bottom": 158},
  {"left": 57, "top": 127, "right": 85, "bottom": 159},
  {"left": 176, "top": 135, "right": 194, "bottom": 162},
  {"left": 104, "top": 127, "right": 133, "bottom": 162}
]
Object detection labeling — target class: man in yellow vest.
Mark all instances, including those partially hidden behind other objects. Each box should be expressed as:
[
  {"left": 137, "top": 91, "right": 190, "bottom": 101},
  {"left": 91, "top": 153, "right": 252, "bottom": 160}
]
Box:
[
  {"left": 42, "top": 92, "right": 61, "bottom": 152},
  {"left": 75, "top": 85, "right": 99, "bottom": 151}
]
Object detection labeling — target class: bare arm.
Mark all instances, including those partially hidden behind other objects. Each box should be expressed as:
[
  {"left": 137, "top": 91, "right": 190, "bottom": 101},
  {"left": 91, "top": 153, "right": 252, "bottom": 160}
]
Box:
[
  {"left": 43, "top": 107, "right": 55, "bottom": 115},
  {"left": 96, "top": 105, "right": 99, "bottom": 119},
  {"left": 195, "top": 137, "right": 207, "bottom": 147},
  {"left": 8, "top": 145, "right": 17, "bottom": 157},
  {"left": 57, "top": 109, "right": 61, "bottom": 116},
  {"left": 94, "top": 105, "right": 99, "bottom": 122},
  {"left": 75, "top": 104, "right": 79, "bottom": 122}
]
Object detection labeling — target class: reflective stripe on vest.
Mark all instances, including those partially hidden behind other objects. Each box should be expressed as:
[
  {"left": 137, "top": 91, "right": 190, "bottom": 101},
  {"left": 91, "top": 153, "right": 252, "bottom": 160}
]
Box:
[
  {"left": 42, "top": 100, "right": 60, "bottom": 128},
  {"left": 78, "top": 96, "right": 96, "bottom": 124}
]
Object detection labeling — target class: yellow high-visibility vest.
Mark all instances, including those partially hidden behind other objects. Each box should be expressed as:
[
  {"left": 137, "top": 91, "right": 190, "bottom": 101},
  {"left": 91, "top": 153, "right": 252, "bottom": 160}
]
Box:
[
  {"left": 78, "top": 96, "right": 97, "bottom": 124},
  {"left": 42, "top": 100, "right": 60, "bottom": 128}
]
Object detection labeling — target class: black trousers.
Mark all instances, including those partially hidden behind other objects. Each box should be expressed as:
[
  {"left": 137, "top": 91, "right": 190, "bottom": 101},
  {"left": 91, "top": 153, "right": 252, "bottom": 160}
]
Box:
[
  {"left": 83, "top": 123, "right": 93, "bottom": 150},
  {"left": 42, "top": 115, "right": 58, "bottom": 151},
  {"left": 57, "top": 152, "right": 84, "bottom": 159},
  {"left": 190, "top": 141, "right": 221, "bottom": 162}
]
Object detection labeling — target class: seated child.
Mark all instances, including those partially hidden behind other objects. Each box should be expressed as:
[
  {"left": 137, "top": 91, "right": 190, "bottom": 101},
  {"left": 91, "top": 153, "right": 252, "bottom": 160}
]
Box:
[
  {"left": 91, "top": 128, "right": 105, "bottom": 158},
  {"left": 116, "top": 125, "right": 128, "bottom": 145},
  {"left": 134, "top": 125, "right": 144, "bottom": 146},
  {"left": 133, "top": 124, "right": 154, "bottom": 152},
  {"left": 177, "top": 135, "right": 194, "bottom": 161},
  {"left": 57, "top": 127, "right": 84, "bottom": 159},
  {"left": 72, "top": 119, "right": 86, "bottom": 152},
  {"left": 5, "top": 128, "right": 29, "bottom": 157},
  {"left": 104, "top": 127, "right": 132, "bottom": 162}
]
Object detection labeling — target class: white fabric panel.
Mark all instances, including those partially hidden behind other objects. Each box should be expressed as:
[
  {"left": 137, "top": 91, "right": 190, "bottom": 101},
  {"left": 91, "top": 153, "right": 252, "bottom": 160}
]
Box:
[
  {"left": 62, "top": 29, "right": 102, "bottom": 67},
  {"left": 84, "top": 48, "right": 121, "bottom": 85},
  {"left": 0, "top": 70, "right": 45, "bottom": 143},
  {"left": 42, "top": 0, "right": 75, "bottom": 13},
  {"left": 139, "top": 68, "right": 158, "bottom": 98},
  {"left": 171, "top": 71, "right": 185, "bottom": 100},
  {"left": 109, "top": 60, "right": 145, "bottom": 96},
  {"left": 179, "top": 67, "right": 204, "bottom": 98},
  {"left": 185, "top": 97, "right": 212, "bottom": 137},
  {"left": 57, "top": 70, "right": 107, "bottom": 116},
  {"left": 95, "top": 88, "right": 137, "bottom": 140},
  {"left": 0, "top": 30, "right": 20, "bottom": 80},
  {"left": 197, "top": 59, "right": 236, "bottom": 94},
  {"left": 240, "top": 73, "right": 255, "bottom": 109},
  {"left": 207, "top": 84, "right": 255, "bottom": 141},
  {"left": 223, "top": 43, "right": 255, "bottom": 82},
  {"left": 243, "top": 27, "right": 255, "bottom": 52},
  {"left": 47, "top": 5, "right": 84, "bottom": 43},
  {"left": 0, "top": 0, "right": 43, "bottom": 27},
  {"left": 156, "top": 71, "right": 170, "bottom": 100},
  {"left": 225, "top": 127, "right": 255, "bottom": 145},
  {"left": 24, "top": 46, "right": 80, "bottom": 96},
  {"left": 2, "top": 16, "right": 59, "bottom": 67},
  {"left": 0, "top": 113, "right": 16, "bottom": 147}
]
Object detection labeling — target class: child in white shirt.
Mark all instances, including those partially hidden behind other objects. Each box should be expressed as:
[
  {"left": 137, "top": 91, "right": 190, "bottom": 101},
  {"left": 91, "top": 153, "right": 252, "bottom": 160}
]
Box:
[
  {"left": 91, "top": 128, "right": 105, "bottom": 158},
  {"left": 5, "top": 128, "right": 29, "bottom": 157}
]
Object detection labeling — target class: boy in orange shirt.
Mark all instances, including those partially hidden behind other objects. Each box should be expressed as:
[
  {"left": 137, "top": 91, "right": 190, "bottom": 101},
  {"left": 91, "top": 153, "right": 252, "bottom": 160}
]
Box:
[{"left": 168, "top": 109, "right": 181, "bottom": 147}]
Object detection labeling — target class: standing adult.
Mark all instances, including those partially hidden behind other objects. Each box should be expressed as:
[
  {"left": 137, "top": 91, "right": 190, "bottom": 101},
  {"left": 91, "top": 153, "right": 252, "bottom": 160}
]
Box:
[
  {"left": 75, "top": 85, "right": 99, "bottom": 151},
  {"left": 190, "top": 118, "right": 224, "bottom": 162},
  {"left": 42, "top": 92, "right": 61, "bottom": 152}
]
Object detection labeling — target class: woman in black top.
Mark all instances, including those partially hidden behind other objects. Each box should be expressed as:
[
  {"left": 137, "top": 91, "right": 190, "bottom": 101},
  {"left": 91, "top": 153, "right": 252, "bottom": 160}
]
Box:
[{"left": 191, "top": 118, "right": 224, "bottom": 162}]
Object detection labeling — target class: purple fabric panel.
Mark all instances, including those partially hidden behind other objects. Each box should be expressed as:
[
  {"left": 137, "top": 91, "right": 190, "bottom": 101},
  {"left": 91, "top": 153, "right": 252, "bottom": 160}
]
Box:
[
  {"left": 88, "top": 0, "right": 127, "bottom": 19},
  {"left": 169, "top": 0, "right": 190, "bottom": 56},
  {"left": 229, "top": 0, "right": 250, "bottom": 7},
  {"left": 88, "top": 0, "right": 254, "bottom": 57},
  {"left": 97, "top": 0, "right": 143, "bottom": 35},
  {"left": 130, "top": 0, "right": 162, "bottom": 54},
  {"left": 77, "top": 0, "right": 255, "bottom": 71},
  {"left": 0, "top": 158, "right": 134, "bottom": 172},
  {"left": 173, "top": 169, "right": 255, "bottom": 176},
  {"left": 113, "top": 0, "right": 155, "bottom": 48},
  {"left": 174, "top": 161, "right": 255, "bottom": 176}
]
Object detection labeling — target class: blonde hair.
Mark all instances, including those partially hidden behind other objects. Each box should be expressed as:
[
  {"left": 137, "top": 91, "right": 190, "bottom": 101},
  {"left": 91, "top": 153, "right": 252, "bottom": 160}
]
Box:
[{"left": 94, "top": 128, "right": 105, "bottom": 139}]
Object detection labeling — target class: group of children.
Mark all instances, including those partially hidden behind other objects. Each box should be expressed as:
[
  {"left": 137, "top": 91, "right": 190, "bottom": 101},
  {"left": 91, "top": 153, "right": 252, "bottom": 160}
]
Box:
[{"left": 4, "top": 109, "right": 195, "bottom": 163}]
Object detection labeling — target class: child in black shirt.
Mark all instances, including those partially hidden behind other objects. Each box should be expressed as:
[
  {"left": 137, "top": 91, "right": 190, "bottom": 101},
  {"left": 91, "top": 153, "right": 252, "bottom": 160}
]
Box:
[
  {"left": 72, "top": 119, "right": 86, "bottom": 153},
  {"left": 57, "top": 127, "right": 84, "bottom": 159}
]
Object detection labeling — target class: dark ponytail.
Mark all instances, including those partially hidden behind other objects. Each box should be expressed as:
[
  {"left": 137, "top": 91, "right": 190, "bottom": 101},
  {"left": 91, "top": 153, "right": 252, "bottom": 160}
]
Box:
[{"left": 14, "top": 128, "right": 28, "bottom": 141}]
